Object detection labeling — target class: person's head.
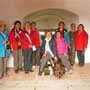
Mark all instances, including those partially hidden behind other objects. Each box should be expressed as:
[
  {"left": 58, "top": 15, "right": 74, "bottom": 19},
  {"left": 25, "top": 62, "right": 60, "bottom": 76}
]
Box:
[
  {"left": 45, "top": 30, "right": 52, "bottom": 39},
  {"left": 58, "top": 21, "right": 65, "bottom": 29},
  {"left": 14, "top": 20, "right": 21, "bottom": 29},
  {"left": 78, "top": 24, "right": 84, "bottom": 31},
  {"left": 71, "top": 23, "right": 76, "bottom": 31},
  {"left": 56, "top": 31, "right": 61, "bottom": 39},
  {"left": 0, "top": 22, "right": 6, "bottom": 31},
  {"left": 31, "top": 22, "right": 36, "bottom": 30},
  {"left": 24, "top": 21, "right": 31, "bottom": 30}
]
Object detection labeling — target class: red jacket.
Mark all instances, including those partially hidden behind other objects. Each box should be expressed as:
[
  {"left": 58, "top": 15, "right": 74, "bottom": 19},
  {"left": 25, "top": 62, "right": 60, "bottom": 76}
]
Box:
[
  {"left": 20, "top": 29, "right": 35, "bottom": 49},
  {"left": 31, "top": 29, "right": 40, "bottom": 46},
  {"left": 75, "top": 30, "right": 88, "bottom": 51},
  {"left": 9, "top": 29, "right": 20, "bottom": 50}
]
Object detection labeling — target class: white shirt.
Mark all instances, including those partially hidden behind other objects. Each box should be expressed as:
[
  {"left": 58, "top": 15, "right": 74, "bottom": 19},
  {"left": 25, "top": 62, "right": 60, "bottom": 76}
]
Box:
[{"left": 45, "top": 37, "right": 54, "bottom": 57}]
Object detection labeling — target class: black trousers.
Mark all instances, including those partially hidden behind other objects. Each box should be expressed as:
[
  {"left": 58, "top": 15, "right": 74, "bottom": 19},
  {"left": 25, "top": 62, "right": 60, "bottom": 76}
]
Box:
[
  {"left": 68, "top": 47, "right": 75, "bottom": 66},
  {"left": 22, "top": 49, "right": 32, "bottom": 72},
  {"left": 77, "top": 50, "right": 85, "bottom": 66}
]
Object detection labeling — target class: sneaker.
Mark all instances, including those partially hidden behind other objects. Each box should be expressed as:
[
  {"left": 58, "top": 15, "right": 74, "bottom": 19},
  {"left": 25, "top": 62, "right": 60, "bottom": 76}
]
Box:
[
  {"left": 32, "top": 66, "right": 36, "bottom": 69},
  {"left": 38, "top": 71, "right": 42, "bottom": 76},
  {"left": 65, "top": 68, "right": 68, "bottom": 72},
  {"left": 3, "top": 74, "right": 9, "bottom": 77},
  {"left": 29, "top": 69, "right": 34, "bottom": 72},
  {"left": 19, "top": 68, "right": 23, "bottom": 72},
  {"left": 69, "top": 70, "right": 72, "bottom": 74},
  {"left": 25, "top": 71, "right": 29, "bottom": 74},
  {"left": 15, "top": 70, "right": 19, "bottom": 74}
]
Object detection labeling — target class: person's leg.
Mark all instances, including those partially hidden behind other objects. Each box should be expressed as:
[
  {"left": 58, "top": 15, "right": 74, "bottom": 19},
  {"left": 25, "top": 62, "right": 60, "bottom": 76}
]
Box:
[
  {"left": 3, "top": 52, "right": 8, "bottom": 76},
  {"left": 36, "top": 46, "right": 41, "bottom": 66},
  {"left": 23, "top": 49, "right": 28, "bottom": 73},
  {"left": 32, "top": 51, "right": 36, "bottom": 66},
  {"left": 80, "top": 51, "right": 85, "bottom": 66},
  {"left": 17, "top": 50, "right": 19, "bottom": 69},
  {"left": 71, "top": 46, "right": 75, "bottom": 66},
  {"left": 39, "top": 55, "right": 52, "bottom": 73},
  {"left": 77, "top": 51, "right": 81, "bottom": 65},
  {"left": 58, "top": 54, "right": 72, "bottom": 71},
  {"left": 64, "top": 56, "right": 72, "bottom": 71},
  {"left": 0, "top": 58, "right": 3, "bottom": 78},
  {"left": 18, "top": 49, "right": 23, "bottom": 70},
  {"left": 12, "top": 51, "right": 18, "bottom": 72},
  {"left": 27, "top": 49, "right": 32, "bottom": 71},
  {"left": 68, "top": 48, "right": 72, "bottom": 64}
]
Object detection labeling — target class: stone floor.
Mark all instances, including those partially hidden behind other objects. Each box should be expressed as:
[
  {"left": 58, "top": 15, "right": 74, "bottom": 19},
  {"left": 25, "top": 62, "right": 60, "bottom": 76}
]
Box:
[{"left": 0, "top": 63, "right": 90, "bottom": 90}]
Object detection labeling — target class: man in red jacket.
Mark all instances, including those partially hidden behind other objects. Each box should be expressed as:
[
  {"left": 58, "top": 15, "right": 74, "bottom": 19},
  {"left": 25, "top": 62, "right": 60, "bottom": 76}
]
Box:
[
  {"left": 31, "top": 22, "right": 42, "bottom": 68},
  {"left": 75, "top": 24, "right": 88, "bottom": 66}
]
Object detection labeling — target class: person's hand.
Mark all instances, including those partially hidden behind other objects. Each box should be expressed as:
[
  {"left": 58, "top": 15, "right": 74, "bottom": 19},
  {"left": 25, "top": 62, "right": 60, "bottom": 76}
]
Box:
[
  {"left": 68, "top": 45, "right": 71, "bottom": 49},
  {"left": 64, "top": 53, "right": 67, "bottom": 56},
  {"left": 29, "top": 45, "right": 32, "bottom": 48},
  {"left": 54, "top": 57, "right": 58, "bottom": 62},
  {"left": 30, "top": 45, "right": 33, "bottom": 48},
  {"left": 84, "top": 48, "right": 87, "bottom": 51},
  {"left": 2, "top": 40, "right": 6, "bottom": 44},
  {"left": 11, "top": 48, "right": 14, "bottom": 52},
  {"left": 7, "top": 41, "right": 10, "bottom": 44},
  {"left": 82, "top": 48, "right": 86, "bottom": 54},
  {"left": 43, "top": 54, "right": 46, "bottom": 56}
]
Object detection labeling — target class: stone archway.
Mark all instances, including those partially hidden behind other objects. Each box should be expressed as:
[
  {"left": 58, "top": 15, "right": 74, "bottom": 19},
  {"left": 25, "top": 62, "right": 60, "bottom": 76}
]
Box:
[{"left": 23, "top": 8, "right": 79, "bottom": 31}]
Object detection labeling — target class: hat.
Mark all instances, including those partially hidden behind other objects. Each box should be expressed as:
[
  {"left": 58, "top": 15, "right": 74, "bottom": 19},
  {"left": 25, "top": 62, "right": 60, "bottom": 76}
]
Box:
[{"left": 0, "top": 21, "right": 6, "bottom": 26}]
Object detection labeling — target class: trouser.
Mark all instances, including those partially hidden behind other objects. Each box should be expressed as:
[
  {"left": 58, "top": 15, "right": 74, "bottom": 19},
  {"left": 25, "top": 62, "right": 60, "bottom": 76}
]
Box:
[
  {"left": 58, "top": 54, "right": 72, "bottom": 71},
  {"left": 23, "top": 49, "right": 32, "bottom": 72},
  {"left": 69, "top": 46, "right": 75, "bottom": 66},
  {"left": 31, "top": 46, "right": 41, "bottom": 66},
  {"left": 0, "top": 53, "right": 8, "bottom": 78},
  {"left": 77, "top": 50, "right": 85, "bottom": 66},
  {"left": 39, "top": 55, "right": 52, "bottom": 72},
  {"left": 12, "top": 49, "right": 23, "bottom": 71}
]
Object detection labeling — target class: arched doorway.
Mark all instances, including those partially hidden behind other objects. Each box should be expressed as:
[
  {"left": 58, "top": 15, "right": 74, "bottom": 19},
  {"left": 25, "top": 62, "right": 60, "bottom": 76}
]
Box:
[{"left": 23, "top": 8, "right": 79, "bottom": 31}]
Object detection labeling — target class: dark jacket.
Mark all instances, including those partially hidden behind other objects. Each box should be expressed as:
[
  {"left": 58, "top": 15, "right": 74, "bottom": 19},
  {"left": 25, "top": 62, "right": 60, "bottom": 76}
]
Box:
[
  {"left": 69, "top": 31, "right": 76, "bottom": 47},
  {"left": 42, "top": 38, "right": 57, "bottom": 57}
]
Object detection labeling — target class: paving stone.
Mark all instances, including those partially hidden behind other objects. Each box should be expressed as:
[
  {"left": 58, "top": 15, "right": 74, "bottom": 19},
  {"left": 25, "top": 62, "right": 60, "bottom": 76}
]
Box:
[{"left": 0, "top": 63, "right": 90, "bottom": 90}]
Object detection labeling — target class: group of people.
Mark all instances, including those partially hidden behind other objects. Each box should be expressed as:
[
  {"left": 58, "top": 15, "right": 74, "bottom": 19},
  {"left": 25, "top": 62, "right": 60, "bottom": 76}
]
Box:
[{"left": 0, "top": 21, "right": 88, "bottom": 79}]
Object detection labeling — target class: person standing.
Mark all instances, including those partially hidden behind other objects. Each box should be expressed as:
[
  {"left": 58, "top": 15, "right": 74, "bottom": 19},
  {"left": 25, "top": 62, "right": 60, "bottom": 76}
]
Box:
[
  {"left": 55, "top": 31, "right": 72, "bottom": 74},
  {"left": 55, "top": 22, "right": 70, "bottom": 47},
  {"left": 9, "top": 21, "right": 23, "bottom": 73},
  {"left": 69, "top": 23, "right": 76, "bottom": 66},
  {"left": 31, "top": 22, "right": 42, "bottom": 68},
  {"left": 75, "top": 24, "right": 88, "bottom": 66},
  {"left": 0, "top": 22, "right": 11, "bottom": 79},
  {"left": 20, "top": 22, "right": 34, "bottom": 74}
]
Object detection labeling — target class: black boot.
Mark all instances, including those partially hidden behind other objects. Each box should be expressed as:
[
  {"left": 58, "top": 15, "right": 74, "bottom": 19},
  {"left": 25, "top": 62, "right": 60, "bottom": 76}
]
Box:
[
  {"left": 38, "top": 71, "right": 42, "bottom": 76},
  {"left": 15, "top": 70, "right": 19, "bottom": 74},
  {"left": 25, "top": 71, "right": 29, "bottom": 74},
  {"left": 19, "top": 68, "right": 23, "bottom": 72},
  {"left": 29, "top": 69, "right": 33, "bottom": 72},
  {"left": 28, "top": 68, "right": 34, "bottom": 72}
]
